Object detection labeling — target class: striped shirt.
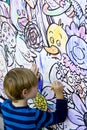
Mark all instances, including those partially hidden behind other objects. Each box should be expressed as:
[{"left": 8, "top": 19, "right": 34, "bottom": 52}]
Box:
[{"left": 0, "top": 99, "right": 67, "bottom": 130}]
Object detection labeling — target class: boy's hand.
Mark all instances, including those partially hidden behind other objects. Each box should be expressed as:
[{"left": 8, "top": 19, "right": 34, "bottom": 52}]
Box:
[
  {"left": 31, "top": 64, "right": 40, "bottom": 79},
  {"left": 51, "top": 80, "right": 64, "bottom": 99}
]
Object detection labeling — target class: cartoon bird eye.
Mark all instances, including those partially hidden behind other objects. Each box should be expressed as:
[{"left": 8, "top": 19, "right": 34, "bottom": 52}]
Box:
[
  {"left": 22, "top": 10, "right": 25, "bottom": 16},
  {"left": 50, "top": 37, "right": 54, "bottom": 44},
  {"left": 17, "top": 9, "right": 21, "bottom": 16},
  {"left": 56, "top": 40, "right": 61, "bottom": 46}
]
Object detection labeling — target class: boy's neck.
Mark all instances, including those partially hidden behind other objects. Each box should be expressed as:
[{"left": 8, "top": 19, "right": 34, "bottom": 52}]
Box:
[{"left": 12, "top": 99, "right": 27, "bottom": 107}]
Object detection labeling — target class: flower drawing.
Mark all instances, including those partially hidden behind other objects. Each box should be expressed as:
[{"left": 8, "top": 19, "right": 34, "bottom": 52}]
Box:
[{"left": 68, "top": 93, "right": 87, "bottom": 130}]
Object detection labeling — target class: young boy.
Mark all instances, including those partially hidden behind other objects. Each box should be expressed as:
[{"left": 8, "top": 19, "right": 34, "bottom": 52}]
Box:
[{"left": 0, "top": 64, "right": 67, "bottom": 130}]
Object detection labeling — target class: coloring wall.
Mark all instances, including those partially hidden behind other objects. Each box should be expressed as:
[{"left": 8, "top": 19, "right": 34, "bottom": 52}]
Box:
[{"left": 0, "top": 0, "right": 87, "bottom": 129}]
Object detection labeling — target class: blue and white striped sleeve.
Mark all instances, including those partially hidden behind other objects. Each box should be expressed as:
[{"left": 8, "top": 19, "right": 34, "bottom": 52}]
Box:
[
  {"left": 0, "top": 102, "right": 2, "bottom": 113},
  {"left": 35, "top": 108, "right": 53, "bottom": 129}
]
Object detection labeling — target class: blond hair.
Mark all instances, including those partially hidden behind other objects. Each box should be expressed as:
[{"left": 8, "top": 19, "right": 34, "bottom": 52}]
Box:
[{"left": 4, "top": 68, "right": 38, "bottom": 100}]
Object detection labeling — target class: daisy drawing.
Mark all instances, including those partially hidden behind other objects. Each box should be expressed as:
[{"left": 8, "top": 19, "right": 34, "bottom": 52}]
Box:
[{"left": 68, "top": 93, "right": 87, "bottom": 130}]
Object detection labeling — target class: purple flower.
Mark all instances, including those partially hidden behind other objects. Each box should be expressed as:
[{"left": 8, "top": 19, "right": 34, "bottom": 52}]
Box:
[{"left": 68, "top": 93, "right": 87, "bottom": 130}]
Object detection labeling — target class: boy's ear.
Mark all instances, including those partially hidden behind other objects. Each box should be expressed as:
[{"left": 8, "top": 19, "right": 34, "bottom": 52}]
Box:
[{"left": 22, "top": 89, "right": 28, "bottom": 97}]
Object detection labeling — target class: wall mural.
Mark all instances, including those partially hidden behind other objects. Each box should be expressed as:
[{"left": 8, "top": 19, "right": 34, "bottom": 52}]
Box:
[{"left": 0, "top": 0, "right": 87, "bottom": 129}]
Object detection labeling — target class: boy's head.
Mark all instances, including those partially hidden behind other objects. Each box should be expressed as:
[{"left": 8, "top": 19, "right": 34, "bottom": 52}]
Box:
[{"left": 4, "top": 68, "right": 38, "bottom": 100}]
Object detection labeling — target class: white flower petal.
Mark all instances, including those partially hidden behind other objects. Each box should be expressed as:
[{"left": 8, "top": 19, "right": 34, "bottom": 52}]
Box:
[
  {"left": 42, "top": 86, "right": 55, "bottom": 101},
  {"left": 68, "top": 109, "right": 84, "bottom": 125},
  {"left": 77, "top": 126, "right": 87, "bottom": 130},
  {"left": 72, "top": 93, "right": 87, "bottom": 114}
]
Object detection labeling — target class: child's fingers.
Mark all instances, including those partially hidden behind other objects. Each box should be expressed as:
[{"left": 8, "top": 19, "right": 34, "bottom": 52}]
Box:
[
  {"left": 31, "top": 64, "right": 38, "bottom": 73},
  {"left": 31, "top": 63, "right": 35, "bottom": 72},
  {"left": 31, "top": 64, "right": 40, "bottom": 79},
  {"left": 50, "top": 87, "right": 54, "bottom": 90},
  {"left": 36, "top": 71, "right": 40, "bottom": 79}
]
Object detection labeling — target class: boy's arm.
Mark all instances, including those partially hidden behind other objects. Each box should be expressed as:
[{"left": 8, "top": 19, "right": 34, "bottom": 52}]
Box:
[
  {"left": 35, "top": 99, "right": 67, "bottom": 129},
  {"left": 35, "top": 80, "right": 67, "bottom": 128},
  {"left": 51, "top": 80, "right": 68, "bottom": 123},
  {"left": 52, "top": 99, "right": 67, "bottom": 124}
]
